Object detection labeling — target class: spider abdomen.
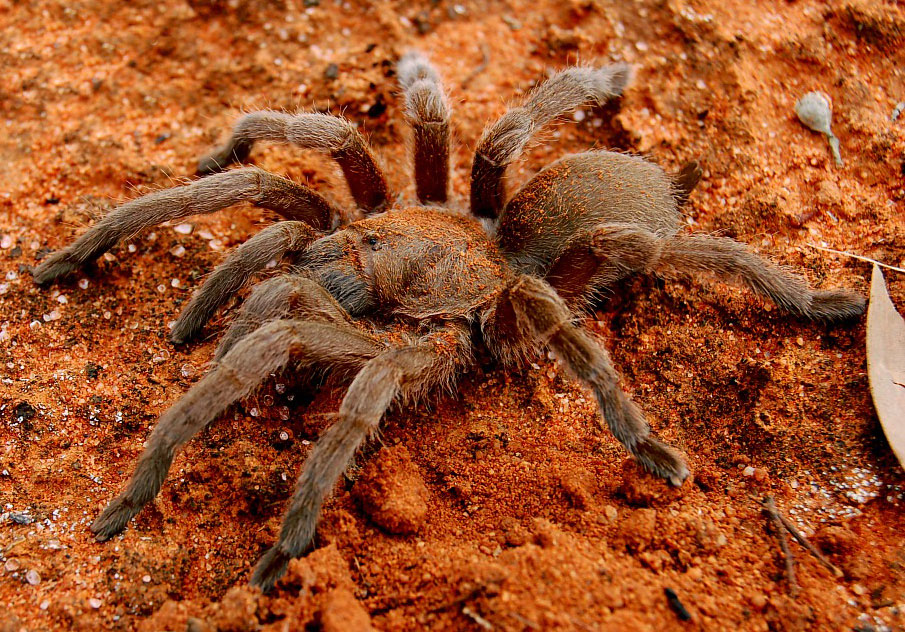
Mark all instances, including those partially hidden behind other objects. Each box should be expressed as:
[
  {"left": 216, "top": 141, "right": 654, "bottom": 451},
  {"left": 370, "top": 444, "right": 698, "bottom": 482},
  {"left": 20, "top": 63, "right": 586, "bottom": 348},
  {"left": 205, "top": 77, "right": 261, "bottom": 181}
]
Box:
[{"left": 497, "top": 151, "right": 681, "bottom": 277}]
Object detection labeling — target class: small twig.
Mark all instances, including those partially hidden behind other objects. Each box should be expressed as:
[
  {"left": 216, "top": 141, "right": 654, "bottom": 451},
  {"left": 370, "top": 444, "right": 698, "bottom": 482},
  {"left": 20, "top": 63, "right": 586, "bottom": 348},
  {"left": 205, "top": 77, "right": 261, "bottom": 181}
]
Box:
[
  {"left": 764, "top": 496, "right": 799, "bottom": 596},
  {"left": 460, "top": 44, "right": 490, "bottom": 89},
  {"left": 806, "top": 244, "right": 905, "bottom": 274},
  {"left": 462, "top": 606, "right": 493, "bottom": 630},
  {"left": 509, "top": 612, "right": 540, "bottom": 630},
  {"left": 775, "top": 512, "right": 844, "bottom": 578}
]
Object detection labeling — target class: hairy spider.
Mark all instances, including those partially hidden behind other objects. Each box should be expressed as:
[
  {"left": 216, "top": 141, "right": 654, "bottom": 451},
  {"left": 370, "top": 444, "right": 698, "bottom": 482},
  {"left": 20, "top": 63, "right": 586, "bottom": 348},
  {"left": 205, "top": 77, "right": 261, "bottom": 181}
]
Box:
[{"left": 32, "top": 52, "right": 864, "bottom": 591}]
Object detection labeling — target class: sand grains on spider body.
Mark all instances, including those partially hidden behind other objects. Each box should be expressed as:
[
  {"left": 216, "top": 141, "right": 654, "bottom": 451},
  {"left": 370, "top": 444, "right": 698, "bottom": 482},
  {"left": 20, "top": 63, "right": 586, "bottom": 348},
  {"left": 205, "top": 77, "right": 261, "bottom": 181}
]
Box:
[{"left": 32, "top": 51, "right": 864, "bottom": 591}]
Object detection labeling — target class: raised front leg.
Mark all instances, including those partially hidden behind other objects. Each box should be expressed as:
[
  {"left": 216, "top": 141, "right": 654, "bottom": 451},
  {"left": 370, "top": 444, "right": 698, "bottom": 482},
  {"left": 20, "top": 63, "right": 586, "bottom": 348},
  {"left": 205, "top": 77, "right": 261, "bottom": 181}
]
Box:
[
  {"left": 32, "top": 168, "right": 337, "bottom": 284},
  {"left": 197, "top": 111, "right": 389, "bottom": 212},
  {"left": 251, "top": 324, "right": 470, "bottom": 591},
  {"left": 471, "top": 64, "right": 631, "bottom": 219},
  {"left": 398, "top": 51, "right": 450, "bottom": 204},
  {"left": 90, "top": 319, "right": 381, "bottom": 541}
]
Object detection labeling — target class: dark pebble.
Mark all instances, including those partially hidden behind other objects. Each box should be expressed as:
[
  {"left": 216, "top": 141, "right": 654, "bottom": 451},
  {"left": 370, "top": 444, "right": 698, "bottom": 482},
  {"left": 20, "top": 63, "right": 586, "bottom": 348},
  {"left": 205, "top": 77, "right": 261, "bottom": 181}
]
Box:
[{"left": 665, "top": 587, "right": 692, "bottom": 621}]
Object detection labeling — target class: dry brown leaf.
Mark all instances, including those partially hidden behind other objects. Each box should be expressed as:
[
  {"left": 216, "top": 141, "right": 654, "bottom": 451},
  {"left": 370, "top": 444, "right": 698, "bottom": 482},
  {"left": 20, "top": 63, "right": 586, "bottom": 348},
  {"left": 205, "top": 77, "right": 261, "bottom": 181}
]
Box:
[{"left": 867, "top": 264, "right": 905, "bottom": 471}]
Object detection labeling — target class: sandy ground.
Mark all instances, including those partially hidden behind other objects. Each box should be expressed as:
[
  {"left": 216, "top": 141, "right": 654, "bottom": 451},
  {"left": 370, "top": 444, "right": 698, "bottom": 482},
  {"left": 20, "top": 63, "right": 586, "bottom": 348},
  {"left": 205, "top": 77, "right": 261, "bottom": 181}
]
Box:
[{"left": 2, "top": 0, "right": 905, "bottom": 630}]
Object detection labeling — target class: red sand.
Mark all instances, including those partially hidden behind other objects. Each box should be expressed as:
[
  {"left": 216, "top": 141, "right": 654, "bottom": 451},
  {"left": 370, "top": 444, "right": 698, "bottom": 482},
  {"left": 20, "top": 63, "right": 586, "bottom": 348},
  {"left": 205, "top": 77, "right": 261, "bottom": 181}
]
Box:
[{"left": 1, "top": 1, "right": 904, "bottom": 630}]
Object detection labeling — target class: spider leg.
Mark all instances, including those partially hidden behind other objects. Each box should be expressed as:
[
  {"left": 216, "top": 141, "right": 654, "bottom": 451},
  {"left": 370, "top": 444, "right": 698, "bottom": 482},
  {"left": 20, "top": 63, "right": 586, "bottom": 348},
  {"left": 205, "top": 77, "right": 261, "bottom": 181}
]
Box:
[
  {"left": 90, "top": 319, "right": 381, "bottom": 541},
  {"left": 657, "top": 233, "right": 866, "bottom": 321},
  {"left": 32, "top": 168, "right": 337, "bottom": 284},
  {"left": 170, "top": 221, "right": 320, "bottom": 344},
  {"left": 213, "top": 275, "right": 354, "bottom": 361},
  {"left": 505, "top": 275, "right": 689, "bottom": 485},
  {"left": 398, "top": 51, "right": 450, "bottom": 204},
  {"left": 471, "top": 64, "right": 631, "bottom": 219},
  {"left": 545, "top": 223, "right": 664, "bottom": 308},
  {"left": 197, "top": 111, "right": 389, "bottom": 212},
  {"left": 251, "top": 324, "right": 469, "bottom": 592}
]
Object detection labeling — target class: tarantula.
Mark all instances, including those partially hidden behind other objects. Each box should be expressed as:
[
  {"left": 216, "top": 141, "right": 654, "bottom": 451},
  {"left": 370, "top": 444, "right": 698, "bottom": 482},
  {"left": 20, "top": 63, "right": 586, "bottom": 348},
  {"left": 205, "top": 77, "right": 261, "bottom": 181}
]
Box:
[{"left": 32, "top": 53, "right": 864, "bottom": 591}]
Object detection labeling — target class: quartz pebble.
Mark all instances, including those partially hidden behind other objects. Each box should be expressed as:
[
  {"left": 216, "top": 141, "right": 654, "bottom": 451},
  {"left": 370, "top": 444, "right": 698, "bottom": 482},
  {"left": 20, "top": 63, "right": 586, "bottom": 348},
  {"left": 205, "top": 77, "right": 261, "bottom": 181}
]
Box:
[{"left": 26, "top": 569, "right": 40, "bottom": 585}]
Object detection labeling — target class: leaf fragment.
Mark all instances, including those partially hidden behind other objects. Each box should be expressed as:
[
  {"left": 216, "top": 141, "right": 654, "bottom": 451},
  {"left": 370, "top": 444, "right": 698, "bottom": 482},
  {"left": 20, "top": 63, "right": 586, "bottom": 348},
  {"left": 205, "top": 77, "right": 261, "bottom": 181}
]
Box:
[{"left": 867, "top": 264, "right": 905, "bottom": 471}]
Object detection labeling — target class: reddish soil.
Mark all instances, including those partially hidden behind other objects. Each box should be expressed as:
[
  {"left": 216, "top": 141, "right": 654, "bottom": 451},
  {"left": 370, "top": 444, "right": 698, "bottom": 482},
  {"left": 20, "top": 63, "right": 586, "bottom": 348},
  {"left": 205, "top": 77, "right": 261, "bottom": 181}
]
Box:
[{"left": 2, "top": 0, "right": 904, "bottom": 630}]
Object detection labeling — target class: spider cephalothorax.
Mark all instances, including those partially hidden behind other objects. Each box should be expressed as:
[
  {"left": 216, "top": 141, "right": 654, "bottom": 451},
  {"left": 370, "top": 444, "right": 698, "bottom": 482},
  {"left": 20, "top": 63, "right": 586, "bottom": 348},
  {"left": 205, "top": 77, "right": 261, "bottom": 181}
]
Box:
[{"left": 32, "top": 52, "right": 864, "bottom": 591}]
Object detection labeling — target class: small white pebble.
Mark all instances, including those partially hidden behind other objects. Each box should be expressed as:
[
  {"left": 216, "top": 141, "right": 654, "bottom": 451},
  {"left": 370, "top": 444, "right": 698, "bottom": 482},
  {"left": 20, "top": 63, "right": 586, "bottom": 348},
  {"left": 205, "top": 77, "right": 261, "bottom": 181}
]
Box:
[
  {"left": 26, "top": 569, "right": 40, "bottom": 585},
  {"left": 173, "top": 223, "right": 193, "bottom": 235},
  {"left": 157, "top": 284, "right": 166, "bottom": 293},
  {"left": 0, "top": 235, "right": 12, "bottom": 249},
  {"left": 103, "top": 311, "right": 112, "bottom": 319},
  {"left": 88, "top": 597, "right": 102, "bottom": 609},
  {"left": 0, "top": 283, "right": 8, "bottom": 295},
  {"left": 170, "top": 245, "right": 186, "bottom": 258},
  {"left": 198, "top": 230, "right": 214, "bottom": 240},
  {"left": 6, "top": 270, "right": 17, "bottom": 281},
  {"left": 171, "top": 278, "right": 180, "bottom": 288},
  {"left": 143, "top": 574, "right": 151, "bottom": 583},
  {"left": 56, "top": 295, "right": 68, "bottom": 304},
  {"left": 78, "top": 278, "right": 89, "bottom": 289},
  {"left": 572, "top": 109, "right": 586, "bottom": 122},
  {"left": 39, "top": 600, "right": 50, "bottom": 610},
  {"left": 249, "top": 407, "right": 260, "bottom": 418},
  {"left": 4, "top": 559, "right": 20, "bottom": 572},
  {"left": 127, "top": 244, "right": 137, "bottom": 253},
  {"left": 635, "top": 41, "right": 649, "bottom": 51},
  {"left": 208, "top": 239, "right": 223, "bottom": 251},
  {"left": 743, "top": 466, "right": 756, "bottom": 477}
]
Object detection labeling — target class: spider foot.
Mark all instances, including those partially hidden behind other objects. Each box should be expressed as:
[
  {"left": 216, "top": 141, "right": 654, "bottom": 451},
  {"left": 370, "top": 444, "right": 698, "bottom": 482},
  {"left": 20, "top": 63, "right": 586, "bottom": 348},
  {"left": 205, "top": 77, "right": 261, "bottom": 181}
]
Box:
[
  {"left": 808, "top": 289, "right": 866, "bottom": 322},
  {"left": 91, "top": 496, "right": 140, "bottom": 541},
  {"left": 168, "top": 312, "right": 201, "bottom": 345},
  {"left": 250, "top": 546, "right": 292, "bottom": 593},
  {"left": 32, "top": 252, "right": 77, "bottom": 285},
  {"left": 633, "top": 437, "right": 690, "bottom": 487},
  {"left": 196, "top": 139, "right": 252, "bottom": 176}
]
